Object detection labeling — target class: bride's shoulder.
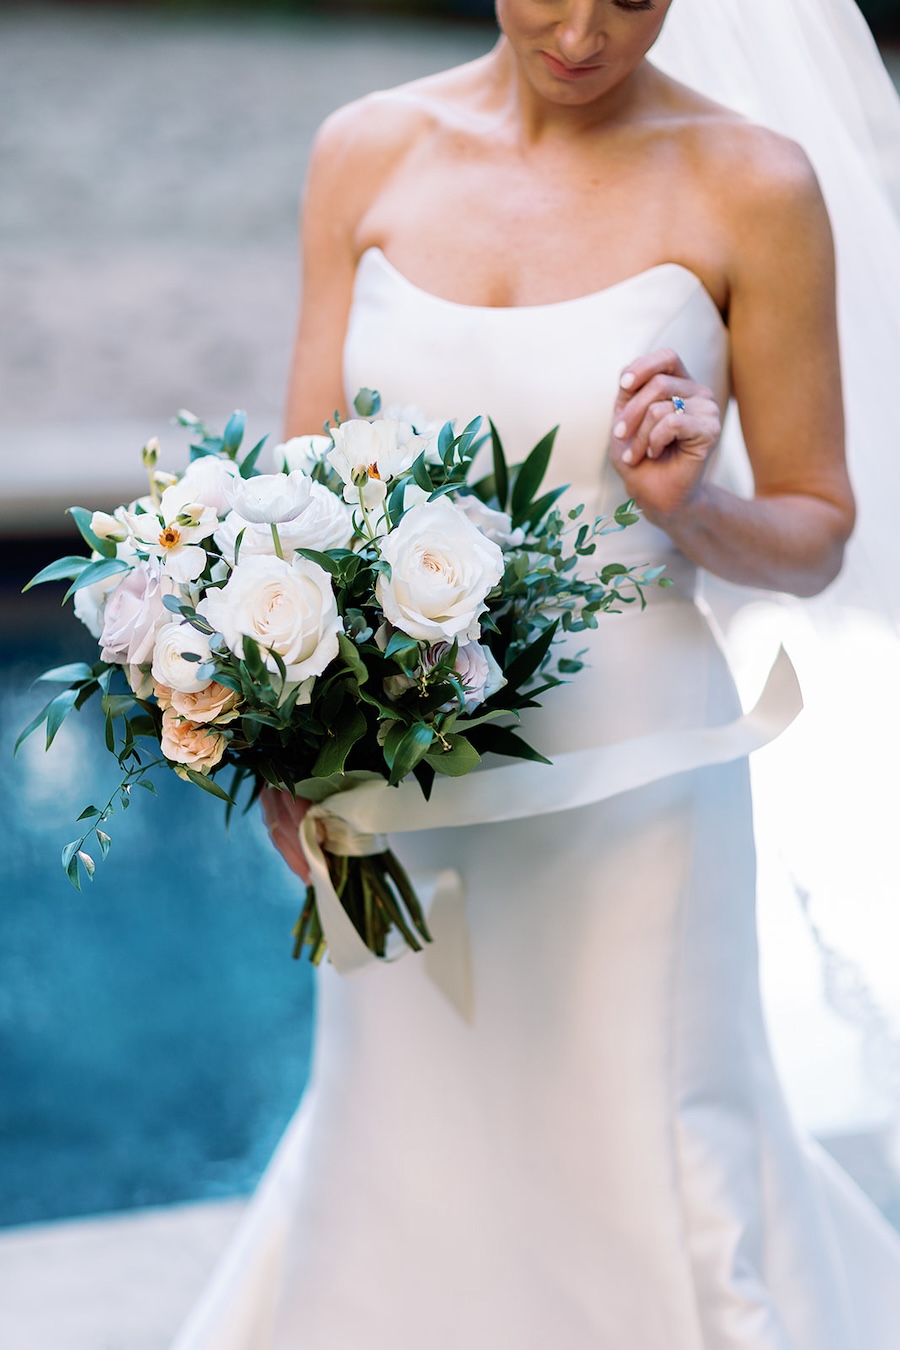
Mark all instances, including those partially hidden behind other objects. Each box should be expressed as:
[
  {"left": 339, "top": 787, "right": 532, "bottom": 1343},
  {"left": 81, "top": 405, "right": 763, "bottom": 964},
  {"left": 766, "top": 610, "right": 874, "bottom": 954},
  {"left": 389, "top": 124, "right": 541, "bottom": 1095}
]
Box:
[
  {"left": 656, "top": 76, "right": 823, "bottom": 212},
  {"left": 306, "top": 58, "right": 488, "bottom": 184}
]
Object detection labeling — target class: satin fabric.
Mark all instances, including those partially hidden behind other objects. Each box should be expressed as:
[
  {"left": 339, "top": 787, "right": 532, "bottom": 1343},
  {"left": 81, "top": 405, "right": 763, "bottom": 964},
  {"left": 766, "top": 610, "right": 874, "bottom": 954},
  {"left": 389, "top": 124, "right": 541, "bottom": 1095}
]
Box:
[{"left": 171, "top": 250, "right": 900, "bottom": 1349}]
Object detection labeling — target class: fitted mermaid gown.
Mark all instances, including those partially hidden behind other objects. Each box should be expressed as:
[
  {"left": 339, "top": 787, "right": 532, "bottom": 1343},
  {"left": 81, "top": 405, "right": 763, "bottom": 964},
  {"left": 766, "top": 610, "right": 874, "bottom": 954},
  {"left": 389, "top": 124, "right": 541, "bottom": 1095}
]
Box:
[{"left": 172, "top": 248, "right": 900, "bottom": 1349}]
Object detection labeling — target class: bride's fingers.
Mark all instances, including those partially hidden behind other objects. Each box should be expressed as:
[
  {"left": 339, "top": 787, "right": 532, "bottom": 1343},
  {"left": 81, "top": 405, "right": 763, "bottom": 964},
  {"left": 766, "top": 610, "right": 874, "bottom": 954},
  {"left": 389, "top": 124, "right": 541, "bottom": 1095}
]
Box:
[
  {"left": 260, "top": 788, "right": 313, "bottom": 884},
  {"left": 613, "top": 374, "right": 709, "bottom": 449},
  {"left": 630, "top": 395, "right": 720, "bottom": 462},
  {"left": 614, "top": 349, "right": 691, "bottom": 417}
]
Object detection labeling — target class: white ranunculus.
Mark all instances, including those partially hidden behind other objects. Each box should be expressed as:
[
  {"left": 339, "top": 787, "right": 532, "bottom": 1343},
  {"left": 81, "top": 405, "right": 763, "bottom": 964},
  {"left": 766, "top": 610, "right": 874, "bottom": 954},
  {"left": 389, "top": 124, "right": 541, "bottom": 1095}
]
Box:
[
  {"left": 272, "top": 434, "right": 332, "bottom": 475},
  {"left": 452, "top": 494, "right": 526, "bottom": 549},
  {"left": 224, "top": 471, "right": 313, "bottom": 525},
  {"left": 198, "top": 553, "right": 341, "bottom": 688},
  {"left": 327, "top": 419, "right": 427, "bottom": 510},
  {"left": 151, "top": 622, "right": 215, "bottom": 694},
  {"left": 99, "top": 559, "right": 173, "bottom": 666},
  {"left": 215, "top": 482, "right": 352, "bottom": 565},
  {"left": 177, "top": 455, "right": 239, "bottom": 516},
  {"left": 376, "top": 497, "right": 504, "bottom": 643}
]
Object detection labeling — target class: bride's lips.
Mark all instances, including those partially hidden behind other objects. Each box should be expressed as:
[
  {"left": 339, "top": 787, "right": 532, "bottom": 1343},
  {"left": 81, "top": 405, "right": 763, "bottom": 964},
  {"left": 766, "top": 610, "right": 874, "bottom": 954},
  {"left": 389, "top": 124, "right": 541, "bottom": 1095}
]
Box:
[{"left": 540, "top": 51, "right": 606, "bottom": 81}]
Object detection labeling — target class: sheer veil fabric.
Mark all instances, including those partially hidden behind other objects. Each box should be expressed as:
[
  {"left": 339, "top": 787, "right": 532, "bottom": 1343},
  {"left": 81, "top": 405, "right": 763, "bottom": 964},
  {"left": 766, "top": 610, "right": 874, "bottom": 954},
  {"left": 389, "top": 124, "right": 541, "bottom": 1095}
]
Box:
[{"left": 655, "top": 0, "right": 900, "bottom": 1125}]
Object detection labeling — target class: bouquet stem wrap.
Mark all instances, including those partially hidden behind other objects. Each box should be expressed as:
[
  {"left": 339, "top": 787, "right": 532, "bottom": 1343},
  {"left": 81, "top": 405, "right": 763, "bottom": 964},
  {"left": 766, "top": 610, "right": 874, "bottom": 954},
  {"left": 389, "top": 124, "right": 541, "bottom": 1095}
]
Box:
[{"left": 303, "top": 645, "right": 802, "bottom": 1018}]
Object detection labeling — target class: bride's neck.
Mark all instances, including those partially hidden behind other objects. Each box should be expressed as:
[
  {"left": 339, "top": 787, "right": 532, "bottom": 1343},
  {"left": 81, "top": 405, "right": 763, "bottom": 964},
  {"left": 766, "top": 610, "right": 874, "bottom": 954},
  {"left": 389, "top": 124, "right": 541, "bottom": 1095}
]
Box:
[{"left": 489, "top": 37, "right": 657, "bottom": 144}]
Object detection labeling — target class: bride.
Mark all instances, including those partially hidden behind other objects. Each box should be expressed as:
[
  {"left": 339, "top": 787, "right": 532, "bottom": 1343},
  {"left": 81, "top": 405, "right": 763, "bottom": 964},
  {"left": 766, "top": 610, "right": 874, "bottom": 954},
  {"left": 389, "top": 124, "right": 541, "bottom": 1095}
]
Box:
[{"left": 174, "top": 2, "right": 900, "bottom": 1347}]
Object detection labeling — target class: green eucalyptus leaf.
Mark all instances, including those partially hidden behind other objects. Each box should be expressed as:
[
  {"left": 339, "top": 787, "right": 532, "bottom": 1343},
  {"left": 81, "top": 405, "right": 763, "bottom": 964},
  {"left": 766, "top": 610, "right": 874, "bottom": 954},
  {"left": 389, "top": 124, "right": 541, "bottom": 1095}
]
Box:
[
  {"left": 67, "top": 506, "right": 118, "bottom": 559},
  {"left": 184, "top": 769, "right": 236, "bottom": 804},
  {"left": 63, "top": 557, "right": 130, "bottom": 603},
  {"left": 21, "top": 556, "right": 92, "bottom": 593},
  {"left": 37, "top": 662, "right": 94, "bottom": 685},
  {"left": 222, "top": 410, "right": 247, "bottom": 458},
  {"left": 45, "top": 688, "right": 81, "bottom": 749}
]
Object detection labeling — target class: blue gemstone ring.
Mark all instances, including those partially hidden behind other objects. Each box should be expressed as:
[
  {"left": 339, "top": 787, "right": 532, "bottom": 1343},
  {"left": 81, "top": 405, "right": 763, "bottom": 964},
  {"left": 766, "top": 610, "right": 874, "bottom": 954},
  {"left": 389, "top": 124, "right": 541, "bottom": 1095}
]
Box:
[{"left": 671, "top": 396, "right": 687, "bottom": 415}]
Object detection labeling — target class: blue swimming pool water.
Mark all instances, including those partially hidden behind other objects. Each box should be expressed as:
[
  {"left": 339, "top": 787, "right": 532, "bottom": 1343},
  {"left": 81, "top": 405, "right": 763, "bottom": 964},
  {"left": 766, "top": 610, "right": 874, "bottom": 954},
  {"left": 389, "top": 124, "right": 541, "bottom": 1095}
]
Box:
[{"left": 0, "top": 585, "right": 315, "bottom": 1227}]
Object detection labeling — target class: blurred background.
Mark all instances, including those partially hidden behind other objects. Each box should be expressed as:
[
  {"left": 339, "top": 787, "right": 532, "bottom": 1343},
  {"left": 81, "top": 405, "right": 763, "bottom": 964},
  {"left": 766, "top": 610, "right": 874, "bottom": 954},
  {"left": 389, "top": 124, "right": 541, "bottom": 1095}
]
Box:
[{"left": 1, "top": 3, "right": 899, "bottom": 1347}]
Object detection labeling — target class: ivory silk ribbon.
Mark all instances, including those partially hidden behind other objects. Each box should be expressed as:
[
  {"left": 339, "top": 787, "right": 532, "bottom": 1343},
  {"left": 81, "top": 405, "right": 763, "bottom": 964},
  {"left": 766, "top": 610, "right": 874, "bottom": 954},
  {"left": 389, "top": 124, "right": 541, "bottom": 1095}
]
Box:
[{"left": 298, "top": 645, "right": 802, "bottom": 1018}]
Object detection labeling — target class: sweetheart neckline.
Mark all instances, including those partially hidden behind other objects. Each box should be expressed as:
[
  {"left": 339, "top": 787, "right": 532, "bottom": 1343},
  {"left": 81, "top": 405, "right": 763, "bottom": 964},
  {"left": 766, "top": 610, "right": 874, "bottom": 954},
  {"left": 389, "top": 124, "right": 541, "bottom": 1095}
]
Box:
[{"left": 360, "top": 246, "right": 727, "bottom": 330}]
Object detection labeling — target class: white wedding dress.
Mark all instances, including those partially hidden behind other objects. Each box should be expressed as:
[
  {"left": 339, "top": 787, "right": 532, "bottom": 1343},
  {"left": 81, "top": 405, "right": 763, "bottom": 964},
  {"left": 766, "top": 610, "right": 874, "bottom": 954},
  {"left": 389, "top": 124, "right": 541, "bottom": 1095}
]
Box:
[{"left": 171, "top": 247, "right": 900, "bottom": 1349}]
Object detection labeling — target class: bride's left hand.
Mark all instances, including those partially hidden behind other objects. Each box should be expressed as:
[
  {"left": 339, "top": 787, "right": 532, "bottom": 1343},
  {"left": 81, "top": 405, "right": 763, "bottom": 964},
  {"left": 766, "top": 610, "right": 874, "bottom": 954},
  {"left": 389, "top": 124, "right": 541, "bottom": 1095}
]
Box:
[{"left": 609, "top": 349, "right": 722, "bottom": 521}]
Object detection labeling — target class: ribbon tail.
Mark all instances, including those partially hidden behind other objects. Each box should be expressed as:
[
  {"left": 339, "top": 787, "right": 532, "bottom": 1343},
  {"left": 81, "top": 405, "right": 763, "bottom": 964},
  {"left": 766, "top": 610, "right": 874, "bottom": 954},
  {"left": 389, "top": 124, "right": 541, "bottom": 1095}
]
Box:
[{"left": 298, "top": 810, "right": 374, "bottom": 976}]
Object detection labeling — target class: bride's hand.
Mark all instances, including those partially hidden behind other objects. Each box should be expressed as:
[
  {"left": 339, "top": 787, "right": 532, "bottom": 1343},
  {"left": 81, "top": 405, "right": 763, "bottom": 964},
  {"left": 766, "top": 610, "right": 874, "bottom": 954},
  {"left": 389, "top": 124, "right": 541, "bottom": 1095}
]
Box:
[
  {"left": 260, "top": 787, "right": 313, "bottom": 885},
  {"left": 609, "top": 349, "right": 722, "bottom": 521}
]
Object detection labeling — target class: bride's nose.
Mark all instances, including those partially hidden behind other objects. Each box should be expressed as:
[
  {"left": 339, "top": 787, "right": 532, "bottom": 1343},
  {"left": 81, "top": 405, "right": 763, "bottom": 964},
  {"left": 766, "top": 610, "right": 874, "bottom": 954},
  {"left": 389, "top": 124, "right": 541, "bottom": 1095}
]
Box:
[{"left": 556, "top": 1, "right": 607, "bottom": 62}]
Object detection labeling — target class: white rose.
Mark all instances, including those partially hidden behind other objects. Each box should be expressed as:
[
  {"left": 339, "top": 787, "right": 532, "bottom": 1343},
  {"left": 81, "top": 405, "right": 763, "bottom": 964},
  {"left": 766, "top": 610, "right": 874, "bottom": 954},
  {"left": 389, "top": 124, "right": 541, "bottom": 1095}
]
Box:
[
  {"left": 151, "top": 622, "right": 215, "bottom": 694},
  {"left": 453, "top": 494, "right": 525, "bottom": 549},
  {"left": 327, "top": 418, "right": 427, "bottom": 509},
  {"left": 376, "top": 497, "right": 504, "bottom": 643},
  {"left": 224, "top": 471, "right": 313, "bottom": 525},
  {"left": 198, "top": 553, "right": 341, "bottom": 687},
  {"left": 215, "top": 483, "right": 352, "bottom": 564},
  {"left": 74, "top": 558, "right": 127, "bottom": 638},
  {"left": 272, "top": 434, "right": 332, "bottom": 475},
  {"left": 99, "top": 559, "right": 174, "bottom": 666},
  {"left": 177, "top": 455, "right": 239, "bottom": 515}
]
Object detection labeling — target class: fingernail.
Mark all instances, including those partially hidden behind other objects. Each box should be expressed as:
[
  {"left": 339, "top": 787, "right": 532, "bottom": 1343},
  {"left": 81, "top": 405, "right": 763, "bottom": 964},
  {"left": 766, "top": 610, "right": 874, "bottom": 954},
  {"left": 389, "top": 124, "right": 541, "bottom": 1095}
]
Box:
[
  {"left": 620, "top": 371, "right": 636, "bottom": 390},
  {"left": 613, "top": 420, "right": 627, "bottom": 439},
  {"left": 646, "top": 448, "right": 654, "bottom": 459},
  {"left": 622, "top": 448, "right": 633, "bottom": 464}
]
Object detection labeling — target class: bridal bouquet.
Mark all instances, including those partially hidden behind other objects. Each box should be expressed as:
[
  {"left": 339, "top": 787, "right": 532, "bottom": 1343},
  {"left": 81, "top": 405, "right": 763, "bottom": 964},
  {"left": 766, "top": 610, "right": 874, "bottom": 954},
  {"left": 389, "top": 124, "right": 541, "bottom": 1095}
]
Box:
[{"left": 19, "top": 392, "right": 665, "bottom": 964}]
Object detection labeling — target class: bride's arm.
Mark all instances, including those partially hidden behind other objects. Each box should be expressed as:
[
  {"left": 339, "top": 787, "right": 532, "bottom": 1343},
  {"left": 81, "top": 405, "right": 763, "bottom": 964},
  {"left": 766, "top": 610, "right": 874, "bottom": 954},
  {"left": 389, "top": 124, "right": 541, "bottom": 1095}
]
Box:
[{"left": 610, "top": 137, "right": 855, "bottom": 599}]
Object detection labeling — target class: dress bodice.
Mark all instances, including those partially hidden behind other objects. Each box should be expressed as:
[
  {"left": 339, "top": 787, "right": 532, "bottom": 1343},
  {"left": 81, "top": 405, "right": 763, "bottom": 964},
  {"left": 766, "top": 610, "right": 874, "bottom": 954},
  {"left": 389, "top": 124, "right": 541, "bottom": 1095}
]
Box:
[{"left": 344, "top": 246, "right": 732, "bottom": 588}]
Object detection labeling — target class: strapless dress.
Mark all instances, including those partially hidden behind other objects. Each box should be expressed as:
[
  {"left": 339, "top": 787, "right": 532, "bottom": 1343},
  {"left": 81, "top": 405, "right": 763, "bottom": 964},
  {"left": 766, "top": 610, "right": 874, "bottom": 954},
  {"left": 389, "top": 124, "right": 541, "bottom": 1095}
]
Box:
[{"left": 171, "top": 247, "right": 900, "bottom": 1350}]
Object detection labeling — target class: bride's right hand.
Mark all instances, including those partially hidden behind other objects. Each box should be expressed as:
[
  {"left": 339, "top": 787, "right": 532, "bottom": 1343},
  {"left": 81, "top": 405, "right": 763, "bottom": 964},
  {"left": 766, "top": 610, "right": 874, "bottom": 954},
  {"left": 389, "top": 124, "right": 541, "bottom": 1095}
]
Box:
[{"left": 260, "top": 787, "right": 313, "bottom": 885}]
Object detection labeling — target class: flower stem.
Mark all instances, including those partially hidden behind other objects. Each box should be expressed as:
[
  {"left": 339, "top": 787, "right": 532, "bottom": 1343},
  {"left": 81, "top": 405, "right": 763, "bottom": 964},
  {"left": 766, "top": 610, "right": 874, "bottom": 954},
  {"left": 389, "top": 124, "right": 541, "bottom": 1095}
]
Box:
[{"left": 270, "top": 523, "right": 285, "bottom": 559}]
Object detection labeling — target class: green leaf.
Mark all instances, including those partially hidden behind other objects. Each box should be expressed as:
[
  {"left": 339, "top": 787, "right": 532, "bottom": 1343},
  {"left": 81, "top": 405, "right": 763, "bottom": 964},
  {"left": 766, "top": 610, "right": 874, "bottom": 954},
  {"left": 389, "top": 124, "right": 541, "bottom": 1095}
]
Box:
[
  {"left": 63, "top": 841, "right": 82, "bottom": 891},
  {"left": 96, "top": 830, "right": 112, "bottom": 859},
  {"left": 37, "top": 662, "right": 94, "bottom": 684},
  {"left": 45, "top": 688, "right": 81, "bottom": 749},
  {"left": 22, "top": 556, "right": 91, "bottom": 592},
  {"left": 438, "top": 420, "right": 455, "bottom": 462},
  {"left": 294, "top": 547, "right": 342, "bottom": 577},
  {"left": 312, "top": 706, "right": 367, "bottom": 776},
  {"left": 105, "top": 712, "right": 116, "bottom": 754},
  {"left": 510, "top": 425, "right": 558, "bottom": 522},
  {"left": 239, "top": 434, "right": 268, "bottom": 479},
  {"left": 184, "top": 769, "right": 236, "bottom": 803},
  {"left": 384, "top": 631, "right": 420, "bottom": 665},
  {"left": 338, "top": 632, "right": 369, "bottom": 689},
  {"left": 101, "top": 694, "right": 136, "bottom": 718},
  {"left": 502, "top": 620, "right": 559, "bottom": 692},
  {"left": 353, "top": 388, "right": 381, "bottom": 417},
  {"left": 489, "top": 419, "right": 509, "bottom": 510},
  {"left": 222, "top": 410, "right": 246, "bottom": 458},
  {"left": 67, "top": 506, "right": 117, "bottom": 559},
  {"left": 63, "top": 557, "right": 130, "bottom": 603},
  {"left": 240, "top": 635, "right": 269, "bottom": 683},
  {"left": 474, "top": 724, "right": 552, "bottom": 765},
  {"left": 135, "top": 778, "right": 158, "bottom": 795},
  {"left": 14, "top": 699, "right": 54, "bottom": 754},
  {"left": 387, "top": 723, "right": 434, "bottom": 786},
  {"left": 518, "top": 484, "right": 567, "bottom": 530},
  {"left": 426, "top": 734, "right": 482, "bottom": 777},
  {"left": 77, "top": 850, "right": 96, "bottom": 881},
  {"left": 77, "top": 805, "right": 101, "bottom": 821},
  {"left": 411, "top": 452, "right": 433, "bottom": 493}
]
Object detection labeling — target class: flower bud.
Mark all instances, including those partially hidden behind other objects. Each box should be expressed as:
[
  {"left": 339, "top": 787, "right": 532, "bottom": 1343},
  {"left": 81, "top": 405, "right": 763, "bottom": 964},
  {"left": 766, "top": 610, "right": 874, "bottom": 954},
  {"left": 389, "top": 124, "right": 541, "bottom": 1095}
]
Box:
[
  {"left": 90, "top": 510, "right": 128, "bottom": 543},
  {"left": 142, "top": 436, "right": 161, "bottom": 468}
]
